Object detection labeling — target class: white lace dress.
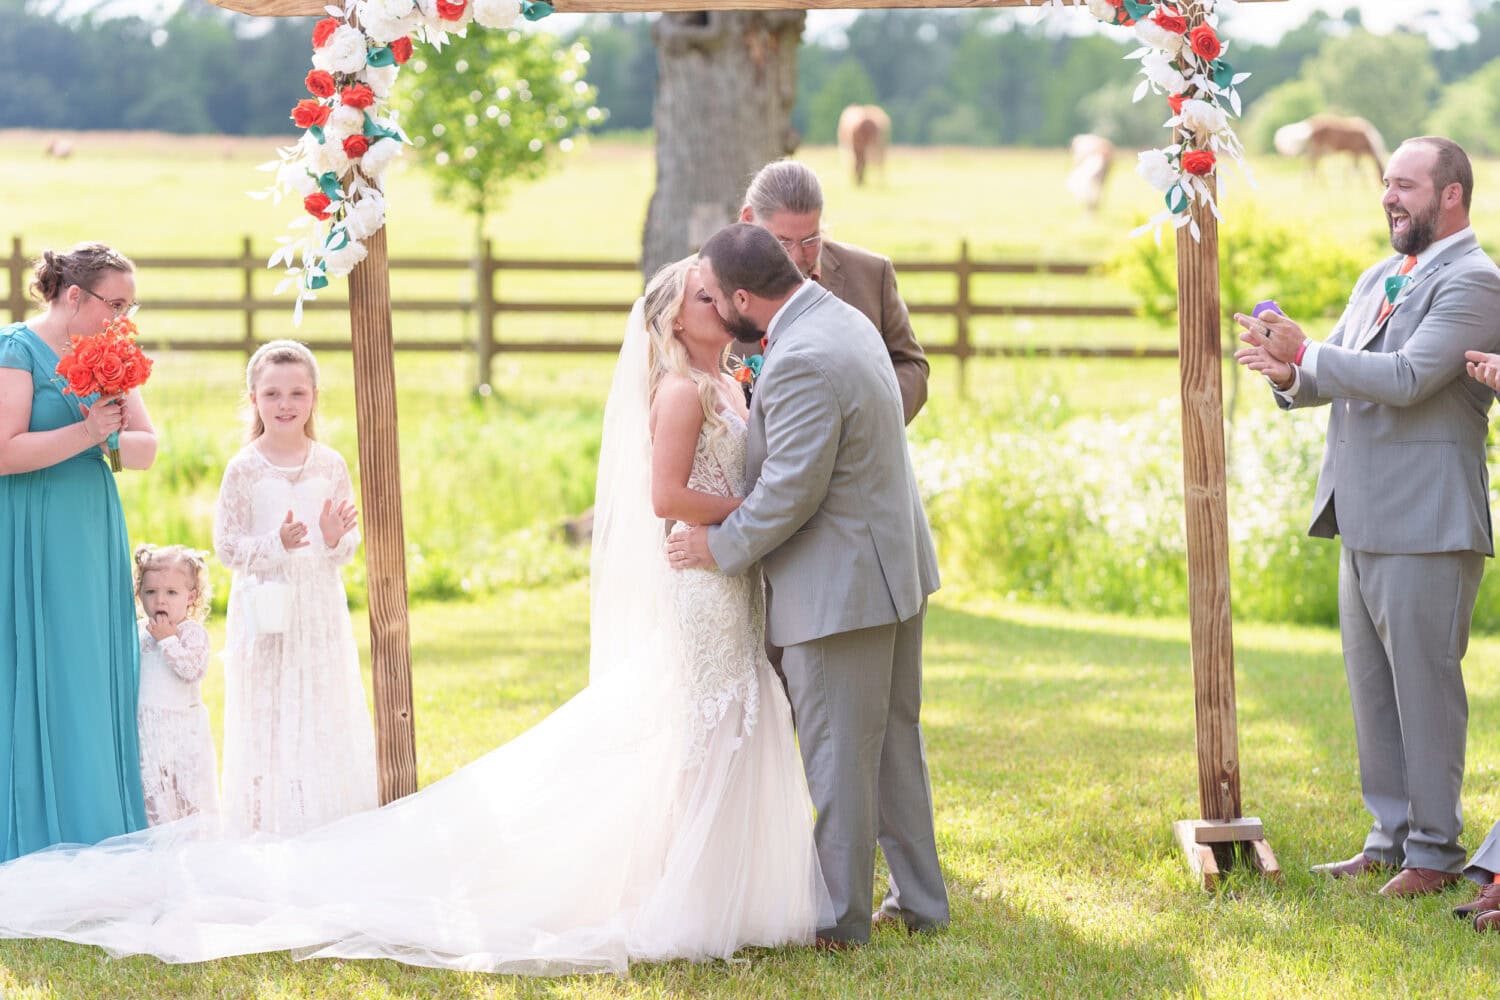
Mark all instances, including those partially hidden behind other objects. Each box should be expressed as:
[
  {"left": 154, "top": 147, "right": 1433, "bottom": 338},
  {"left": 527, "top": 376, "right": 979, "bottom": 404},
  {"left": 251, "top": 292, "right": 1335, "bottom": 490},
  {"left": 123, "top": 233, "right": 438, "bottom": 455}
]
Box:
[
  {"left": 136, "top": 620, "right": 218, "bottom": 826},
  {"left": 0, "top": 415, "right": 825, "bottom": 974},
  {"left": 213, "top": 442, "right": 378, "bottom": 836}
]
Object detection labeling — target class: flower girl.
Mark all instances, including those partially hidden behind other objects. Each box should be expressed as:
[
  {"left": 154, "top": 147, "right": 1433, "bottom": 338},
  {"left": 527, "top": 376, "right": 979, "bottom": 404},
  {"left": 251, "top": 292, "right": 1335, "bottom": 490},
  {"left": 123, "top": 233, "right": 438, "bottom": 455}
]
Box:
[
  {"left": 213, "top": 340, "right": 377, "bottom": 835},
  {"left": 134, "top": 544, "right": 218, "bottom": 826}
]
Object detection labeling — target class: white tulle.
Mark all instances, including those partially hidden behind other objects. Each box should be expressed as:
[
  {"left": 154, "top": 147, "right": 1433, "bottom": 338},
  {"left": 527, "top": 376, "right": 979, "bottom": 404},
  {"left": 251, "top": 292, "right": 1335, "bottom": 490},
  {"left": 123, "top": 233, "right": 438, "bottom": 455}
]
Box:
[{"left": 0, "top": 302, "right": 828, "bottom": 974}]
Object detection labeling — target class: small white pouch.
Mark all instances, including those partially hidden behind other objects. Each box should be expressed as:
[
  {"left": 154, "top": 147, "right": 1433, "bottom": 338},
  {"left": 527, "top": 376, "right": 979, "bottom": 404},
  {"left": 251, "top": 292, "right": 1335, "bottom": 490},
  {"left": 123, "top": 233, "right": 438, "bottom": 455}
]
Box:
[{"left": 248, "top": 578, "right": 292, "bottom": 635}]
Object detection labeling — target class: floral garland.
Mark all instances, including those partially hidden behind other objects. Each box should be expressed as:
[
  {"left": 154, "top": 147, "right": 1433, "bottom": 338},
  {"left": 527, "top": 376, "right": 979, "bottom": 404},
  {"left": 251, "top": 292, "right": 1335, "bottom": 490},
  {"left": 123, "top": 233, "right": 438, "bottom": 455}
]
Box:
[
  {"left": 254, "top": 0, "right": 552, "bottom": 321},
  {"left": 1031, "top": 0, "right": 1250, "bottom": 242}
]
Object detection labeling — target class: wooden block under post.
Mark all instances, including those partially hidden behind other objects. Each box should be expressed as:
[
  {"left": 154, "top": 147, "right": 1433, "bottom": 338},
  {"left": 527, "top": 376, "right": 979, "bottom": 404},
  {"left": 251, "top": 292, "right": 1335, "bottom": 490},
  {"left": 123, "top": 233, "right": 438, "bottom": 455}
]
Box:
[
  {"left": 1175, "top": 820, "right": 1222, "bottom": 891},
  {"left": 1188, "top": 817, "right": 1265, "bottom": 845},
  {"left": 1249, "top": 839, "right": 1283, "bottom": 882}
]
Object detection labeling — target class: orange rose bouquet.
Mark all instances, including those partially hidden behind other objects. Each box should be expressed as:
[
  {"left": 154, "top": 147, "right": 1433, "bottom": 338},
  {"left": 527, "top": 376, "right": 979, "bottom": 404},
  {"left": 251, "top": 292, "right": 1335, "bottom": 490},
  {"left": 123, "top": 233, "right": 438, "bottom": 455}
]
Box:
[{"left": 54, "top": 317, "right": 154, "bottom": 472}]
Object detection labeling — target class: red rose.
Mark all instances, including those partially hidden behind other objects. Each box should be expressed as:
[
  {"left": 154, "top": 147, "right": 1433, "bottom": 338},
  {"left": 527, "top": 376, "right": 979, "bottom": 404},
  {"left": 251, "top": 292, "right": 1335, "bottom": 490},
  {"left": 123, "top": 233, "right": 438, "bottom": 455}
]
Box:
[
  {"left": 312, "top": 17, "right": 340, "bottom": 48},
  {"left": 436, "top": 0, "right": 466, "bottom": 20},
  {"left": 1182, "top": 149, "right": 1216, "bottom": 176},
  {"left": 390, "top": 37, "right": 413, "bottom": 64},
  {"left": 340, "top": 85, "right": 375, "bottom": 110},
  {"left": 1153, "top": 6, "right": 1189, "bottom": 34},
  {"left": 343, "top": 135, "right": 370, "bottom": 158},
  {"left": 1168, "top": 93, "right": 1187, "bottom": 115},
  {"left": 304, "top": 193, "right": 333, "bottom": 220},
  {"left": 292, "top": 99, "right": 332, "bottom": 130},
  {"left": 95, "top": 349, "right": 127, "bottom": 393},
  {"left": 120, "top": 355, "right": 145, "bottom": 389},
  {"left": 74, "top": 338, "right": 106, "bottom": 369},
  {"left": 1188, "top": 24, "right": 1222, "bottom": 61},
  {"left": 306, "top": 70, "right": 337, "bottom": 98},
  {"left": 64, "top": 361, "right": 97, "bottom": 397}
]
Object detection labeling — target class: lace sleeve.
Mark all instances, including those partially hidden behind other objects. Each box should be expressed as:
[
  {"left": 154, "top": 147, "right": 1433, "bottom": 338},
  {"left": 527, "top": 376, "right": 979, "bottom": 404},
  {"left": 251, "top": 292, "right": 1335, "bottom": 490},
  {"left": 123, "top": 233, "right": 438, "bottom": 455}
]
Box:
[
  {"left": 321, "top": 445, "right": 361, "bottom": 567},
  {"left": 214, "top": 452, "right": 288, "bottom": 576},
  {"left": 158, "top": 621, "right": 210, "bottom": 683}
]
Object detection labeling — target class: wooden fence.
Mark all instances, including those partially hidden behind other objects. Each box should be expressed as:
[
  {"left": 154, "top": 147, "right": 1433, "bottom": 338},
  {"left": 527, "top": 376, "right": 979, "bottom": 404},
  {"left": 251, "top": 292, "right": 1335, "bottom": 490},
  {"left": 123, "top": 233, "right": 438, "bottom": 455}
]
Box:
[{"left": 5, "top": 235, "right": 1162, "bottom": 389}]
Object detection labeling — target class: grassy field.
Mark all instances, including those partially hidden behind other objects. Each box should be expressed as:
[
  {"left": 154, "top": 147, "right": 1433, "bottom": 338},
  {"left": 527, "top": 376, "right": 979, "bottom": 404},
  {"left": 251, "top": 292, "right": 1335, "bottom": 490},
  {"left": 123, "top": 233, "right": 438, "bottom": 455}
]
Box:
[
  {"left": 5, "top": 593, "right": 1500, "bottom": 997},
  {"left": 6, "top": 132, "right": 1500, "bottom": 996}
]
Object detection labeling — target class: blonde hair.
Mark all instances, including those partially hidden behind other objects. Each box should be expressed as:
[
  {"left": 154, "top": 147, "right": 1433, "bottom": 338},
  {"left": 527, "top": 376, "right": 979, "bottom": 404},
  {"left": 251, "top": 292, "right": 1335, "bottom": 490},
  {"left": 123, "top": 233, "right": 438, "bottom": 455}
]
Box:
[
  {"left": 133, "top": 544, "right": 212, "bottom": 623},
  {"left": 245, "top": 339, "right": 320, "bottom": 441},
  {"left": 643, "top": 257, "right": 731, "bottom": 443}
]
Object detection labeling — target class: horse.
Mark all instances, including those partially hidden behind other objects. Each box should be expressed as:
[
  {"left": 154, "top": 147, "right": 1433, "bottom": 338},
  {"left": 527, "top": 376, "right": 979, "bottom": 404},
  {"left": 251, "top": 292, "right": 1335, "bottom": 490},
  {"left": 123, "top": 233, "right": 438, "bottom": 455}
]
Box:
[
  {"left": 837, "top": 105, "right": 890, "bottom": 187},
  {"left": 1066, "top": 134, "right": 1115, "bottom": 214},
  {"left": 1273, "top": 114, "right": 1388, "bottom": 184}
]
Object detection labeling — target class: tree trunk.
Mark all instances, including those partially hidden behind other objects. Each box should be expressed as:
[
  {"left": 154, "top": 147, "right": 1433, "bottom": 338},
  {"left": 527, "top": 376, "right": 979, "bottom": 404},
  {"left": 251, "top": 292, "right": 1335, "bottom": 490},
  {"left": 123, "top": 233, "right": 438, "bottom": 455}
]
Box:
[{"left": 641, "top": 11, "right": 805, "bottom": 281}]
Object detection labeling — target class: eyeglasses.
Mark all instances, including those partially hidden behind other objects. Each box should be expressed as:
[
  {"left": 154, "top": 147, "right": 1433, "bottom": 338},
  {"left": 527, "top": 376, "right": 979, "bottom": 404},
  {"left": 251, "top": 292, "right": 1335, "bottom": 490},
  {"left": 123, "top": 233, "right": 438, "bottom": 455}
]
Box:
[
  {"left": 79, "top": 285, "right": 140, "bottom": 318},
  {"left": 776, "top": 234, "right": 822, "bottom": 251}
]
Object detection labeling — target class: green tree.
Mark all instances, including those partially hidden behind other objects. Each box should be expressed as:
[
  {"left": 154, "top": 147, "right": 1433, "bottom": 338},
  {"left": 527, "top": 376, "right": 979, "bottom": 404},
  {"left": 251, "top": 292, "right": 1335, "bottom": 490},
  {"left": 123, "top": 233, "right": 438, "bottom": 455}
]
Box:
[
  {"left": 1303, "top": 29, "right": 1438, "bottom": 146},
  {"left": 1241, "top": 77, "right": 1326, "bottom": 153},
  {"left": 1427, "top": 57, "right": 1500, "bottom": 156},
  {"left": 399, "top": 30, "right": 600, "bottom": 248}
]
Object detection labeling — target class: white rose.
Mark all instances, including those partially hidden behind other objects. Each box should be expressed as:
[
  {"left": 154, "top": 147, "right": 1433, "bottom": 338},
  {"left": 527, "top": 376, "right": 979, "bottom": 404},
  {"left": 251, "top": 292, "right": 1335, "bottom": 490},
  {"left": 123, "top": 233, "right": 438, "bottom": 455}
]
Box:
[
  {"left": 1086, "top": 0, "right": 1115, "bottom": 20},
  {"left": 361, "top": 136, "right": 403, "bottom": 177},
  {"left": 472, "top": 0, "right": 518, "bottom": 29},
  {"left": 1136, "top": 148, "right": 1178, "bottom": 192},
  {"left": 279, "top": 162, "right": 319, "bottom": 198},
  {"left": 420, "top": 0, "right": 472, "bottom": 32},
  {"left": 1134, "top": 18, "right": 1184, "bottom": 55},
  {"left": 1140, "top": 49, "right": 1188, "bottom": 95},
  {"left": 365, "top": 0, "right": 417, "bottom": 19},
  {"left": 363, "top": 64, "right": 400, "bottom": 100},
  {"left": 312, "top": 25, "right": 368, "bottom": 75},
  {"left": 323, "top": 235, "right": 369, "bottom": 278},
  {"left": 1178, "top": 98, "right": 1228, "bottom": 139},
  {"left": 309, "top": 136, "right": 352, "bottom": 178},
  {"left": 326, "top": 105, "right": 366, "bottom": 145},
  {"left": 358, "top": 8, "right": 418, "bottom": 44},
  {"left": 344, "top": 191, "right": 387, "bottom": 239}
]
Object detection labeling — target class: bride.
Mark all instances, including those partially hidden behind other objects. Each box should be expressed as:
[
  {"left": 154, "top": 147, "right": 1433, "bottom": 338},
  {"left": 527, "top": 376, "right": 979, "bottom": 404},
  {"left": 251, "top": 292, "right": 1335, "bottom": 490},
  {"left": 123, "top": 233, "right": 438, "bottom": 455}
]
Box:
[{"left": 0, "top": 259, "right": 828, "bottom": 975}]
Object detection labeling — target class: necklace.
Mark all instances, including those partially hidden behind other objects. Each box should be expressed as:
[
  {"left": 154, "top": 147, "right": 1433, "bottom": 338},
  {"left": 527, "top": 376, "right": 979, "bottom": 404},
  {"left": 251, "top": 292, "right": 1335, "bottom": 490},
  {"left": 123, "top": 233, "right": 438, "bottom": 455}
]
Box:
[{"left": 258, "top": 438, "right": 313, "bottom": 484}]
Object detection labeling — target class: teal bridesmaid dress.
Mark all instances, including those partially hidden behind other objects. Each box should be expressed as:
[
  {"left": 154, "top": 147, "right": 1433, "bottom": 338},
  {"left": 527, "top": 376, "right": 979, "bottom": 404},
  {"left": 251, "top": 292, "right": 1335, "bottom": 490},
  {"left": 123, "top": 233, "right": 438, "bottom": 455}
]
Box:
[{"left": 0, "top": 323, "right": 146, "bottom": 861}]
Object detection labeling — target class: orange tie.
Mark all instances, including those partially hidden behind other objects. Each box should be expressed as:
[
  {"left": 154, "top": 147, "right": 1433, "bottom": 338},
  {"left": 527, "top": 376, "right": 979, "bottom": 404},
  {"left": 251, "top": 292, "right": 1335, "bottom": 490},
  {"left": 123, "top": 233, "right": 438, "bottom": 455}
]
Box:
[{"left": 1376, "top": 255, "right": 1417, "bottom": 325}]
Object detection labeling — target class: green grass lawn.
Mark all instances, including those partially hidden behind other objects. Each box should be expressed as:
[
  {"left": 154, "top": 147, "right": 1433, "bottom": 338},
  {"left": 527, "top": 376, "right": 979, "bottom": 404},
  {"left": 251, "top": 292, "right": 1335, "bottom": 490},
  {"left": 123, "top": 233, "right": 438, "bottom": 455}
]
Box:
[{"left": 5, "top": 591, "right": 1500, "bottom": 998}]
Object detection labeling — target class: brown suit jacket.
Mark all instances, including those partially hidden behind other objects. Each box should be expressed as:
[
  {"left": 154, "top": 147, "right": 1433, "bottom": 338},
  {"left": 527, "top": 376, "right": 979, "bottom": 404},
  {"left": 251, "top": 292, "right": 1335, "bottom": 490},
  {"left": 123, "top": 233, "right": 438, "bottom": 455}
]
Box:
[{"left": 814, "top": 240, "right": 929, "bottom": 424}]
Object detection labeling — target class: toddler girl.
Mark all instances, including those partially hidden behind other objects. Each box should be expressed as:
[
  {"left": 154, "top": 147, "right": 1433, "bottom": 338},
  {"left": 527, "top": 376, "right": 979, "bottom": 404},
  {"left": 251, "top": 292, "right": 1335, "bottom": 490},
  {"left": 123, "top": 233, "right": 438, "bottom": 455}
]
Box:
[{"left": 134, "top": 544, "right": 218, "bottom": 826}]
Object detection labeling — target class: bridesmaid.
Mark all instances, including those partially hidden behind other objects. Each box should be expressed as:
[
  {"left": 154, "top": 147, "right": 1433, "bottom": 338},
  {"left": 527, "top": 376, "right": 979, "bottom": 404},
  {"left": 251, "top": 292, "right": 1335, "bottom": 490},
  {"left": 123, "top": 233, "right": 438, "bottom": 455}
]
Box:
[{"left": 0, "top": 242, "right": 157, "bottom": 861}]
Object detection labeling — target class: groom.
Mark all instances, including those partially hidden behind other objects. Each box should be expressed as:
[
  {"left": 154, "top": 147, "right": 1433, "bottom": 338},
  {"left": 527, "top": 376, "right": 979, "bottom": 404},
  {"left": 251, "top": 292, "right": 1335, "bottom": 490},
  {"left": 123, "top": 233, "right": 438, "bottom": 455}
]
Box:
[{"left": 666, "top": 223, "right": 948, "bottom": 946}]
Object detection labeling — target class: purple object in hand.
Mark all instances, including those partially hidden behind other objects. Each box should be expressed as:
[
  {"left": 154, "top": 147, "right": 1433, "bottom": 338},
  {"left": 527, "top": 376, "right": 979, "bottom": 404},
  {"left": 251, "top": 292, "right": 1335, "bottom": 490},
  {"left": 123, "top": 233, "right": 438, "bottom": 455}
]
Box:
[{"left": 1253, "top": 299, "right": 1284, "bottom": 319}]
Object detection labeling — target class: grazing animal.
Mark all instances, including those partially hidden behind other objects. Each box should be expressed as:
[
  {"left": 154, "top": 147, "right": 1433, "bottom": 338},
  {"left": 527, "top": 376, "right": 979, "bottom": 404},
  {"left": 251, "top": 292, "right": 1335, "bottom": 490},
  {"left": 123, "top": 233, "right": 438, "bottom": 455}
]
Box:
[
  {"left": 836, "top": 105, "right": 890, "bottom": 187},
  {"left": 44, "top": 137, "right": 73, "bottom": 159},
  {"left": 1273, "top": 114, "right": 1388, "bottom": 184},
  {"left": 1066, "top": 134, "right": 1115, "bottom": 214}
]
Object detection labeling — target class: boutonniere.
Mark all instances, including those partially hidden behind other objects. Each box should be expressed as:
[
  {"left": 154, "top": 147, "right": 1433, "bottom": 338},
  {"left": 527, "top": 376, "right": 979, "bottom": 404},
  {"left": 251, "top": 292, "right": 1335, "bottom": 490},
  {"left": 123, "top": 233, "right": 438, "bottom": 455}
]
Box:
[
  {"left": 732, "top": 338, "right": 769, "bottom": 393},
  {"left": 1384, "top": 273, "right": 1414, "bottom": 304}
]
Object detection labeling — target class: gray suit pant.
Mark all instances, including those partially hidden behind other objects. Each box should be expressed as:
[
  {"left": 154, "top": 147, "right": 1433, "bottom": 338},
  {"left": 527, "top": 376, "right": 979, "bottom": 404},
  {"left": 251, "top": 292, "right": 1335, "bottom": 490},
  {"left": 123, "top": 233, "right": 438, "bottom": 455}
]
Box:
[
  {"left": 1340, "top": 546, "right": 1483, "bottom": 873},
  {"left": 1464, "top": 820, "right": 1500, "bottom": 885},
  {"left": 781, "top": 605, "right": 948, "bottom": 943}
]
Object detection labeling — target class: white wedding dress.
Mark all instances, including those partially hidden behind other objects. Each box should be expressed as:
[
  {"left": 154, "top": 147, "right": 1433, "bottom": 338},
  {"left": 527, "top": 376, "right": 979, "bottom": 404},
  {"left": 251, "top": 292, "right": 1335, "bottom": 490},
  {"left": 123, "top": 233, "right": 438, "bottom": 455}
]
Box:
[{"left": 0, "top": 304, "right": 827, "bottom": 974}]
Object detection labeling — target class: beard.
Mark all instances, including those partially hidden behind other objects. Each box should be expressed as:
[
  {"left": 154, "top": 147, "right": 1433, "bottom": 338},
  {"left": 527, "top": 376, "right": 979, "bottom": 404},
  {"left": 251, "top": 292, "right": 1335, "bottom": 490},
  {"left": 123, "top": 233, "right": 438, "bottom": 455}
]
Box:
[
  {"left": 720, "top": 300, "right": 763, "bottom": 342},
  {"left": 1388, "top": 195, "right": 1439, "bottom": 255}
]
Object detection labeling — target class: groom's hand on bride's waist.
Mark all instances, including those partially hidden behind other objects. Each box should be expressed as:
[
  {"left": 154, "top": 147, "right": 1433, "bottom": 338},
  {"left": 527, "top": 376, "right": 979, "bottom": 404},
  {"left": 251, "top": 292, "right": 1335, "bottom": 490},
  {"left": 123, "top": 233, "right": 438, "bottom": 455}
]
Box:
[{"left": 666, "top": 525, "right": 717, "bottom": 571}]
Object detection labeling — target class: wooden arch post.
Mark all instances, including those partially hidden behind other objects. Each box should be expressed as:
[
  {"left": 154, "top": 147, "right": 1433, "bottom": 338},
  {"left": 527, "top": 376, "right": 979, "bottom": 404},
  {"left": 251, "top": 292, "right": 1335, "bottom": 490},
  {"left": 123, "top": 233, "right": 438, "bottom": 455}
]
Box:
[{"left": 211, "top": 0, "right": 1286, "bottom": 851}]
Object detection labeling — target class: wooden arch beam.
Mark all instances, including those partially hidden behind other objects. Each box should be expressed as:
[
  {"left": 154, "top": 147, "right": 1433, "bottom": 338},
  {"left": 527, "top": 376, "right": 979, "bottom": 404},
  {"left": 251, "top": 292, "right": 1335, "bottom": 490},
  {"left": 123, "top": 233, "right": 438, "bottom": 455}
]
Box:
[{"left": 212, "top": 0, "right": 1283, "bottom": 16}]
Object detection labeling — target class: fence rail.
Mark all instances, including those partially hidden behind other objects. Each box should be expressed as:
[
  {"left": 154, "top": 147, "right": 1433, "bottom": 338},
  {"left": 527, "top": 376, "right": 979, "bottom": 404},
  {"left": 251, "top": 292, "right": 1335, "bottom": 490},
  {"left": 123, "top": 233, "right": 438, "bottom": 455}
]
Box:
[{"left": 5, "top": 235, "right": 1163, "bottom": 388}]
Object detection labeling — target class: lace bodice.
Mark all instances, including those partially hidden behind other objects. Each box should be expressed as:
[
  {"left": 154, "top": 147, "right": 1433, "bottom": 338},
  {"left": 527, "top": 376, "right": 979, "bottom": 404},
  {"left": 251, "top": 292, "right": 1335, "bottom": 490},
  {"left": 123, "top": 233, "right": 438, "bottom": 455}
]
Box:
[{"left": 670, "top": 413, "right": 766, "bottom": 765}]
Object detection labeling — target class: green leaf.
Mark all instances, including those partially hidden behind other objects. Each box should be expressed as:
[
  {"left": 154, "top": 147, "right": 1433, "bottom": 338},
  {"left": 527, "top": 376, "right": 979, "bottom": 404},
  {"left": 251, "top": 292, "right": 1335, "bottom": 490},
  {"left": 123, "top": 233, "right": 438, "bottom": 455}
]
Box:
[{"left": 520, "top": 0, "right": 553, "bottom": 21}]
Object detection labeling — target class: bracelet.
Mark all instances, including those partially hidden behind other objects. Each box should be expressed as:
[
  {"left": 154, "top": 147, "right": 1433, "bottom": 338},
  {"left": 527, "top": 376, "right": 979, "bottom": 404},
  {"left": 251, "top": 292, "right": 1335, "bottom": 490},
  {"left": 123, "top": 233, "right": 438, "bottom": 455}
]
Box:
[{"left": 1293, "top": 340, "right": 1309, "bottom": 366}]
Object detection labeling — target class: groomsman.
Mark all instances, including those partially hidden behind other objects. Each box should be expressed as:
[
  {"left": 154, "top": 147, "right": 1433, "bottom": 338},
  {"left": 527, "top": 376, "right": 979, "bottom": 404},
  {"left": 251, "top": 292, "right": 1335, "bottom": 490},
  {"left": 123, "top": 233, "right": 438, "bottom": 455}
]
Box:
[
  {"left": 1235, "top": 136, "right": 1500, "bottom": 898},
  {"left": 739, "top": 159, "right": 929, "bottom": 425}
]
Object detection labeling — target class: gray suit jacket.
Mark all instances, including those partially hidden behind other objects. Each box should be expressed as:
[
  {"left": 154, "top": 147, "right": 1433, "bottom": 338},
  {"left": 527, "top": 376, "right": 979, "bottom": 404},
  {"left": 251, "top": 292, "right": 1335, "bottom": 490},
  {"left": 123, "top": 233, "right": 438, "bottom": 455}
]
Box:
[
  {"left": 708, "top": 283, "right": 940, "bottom": 648},
  {"left": 1279, "top": 231, "right": 1500, "bottom": 555},
  {"left": 816, "top": 240, "right": 930, "bottom": 424}
]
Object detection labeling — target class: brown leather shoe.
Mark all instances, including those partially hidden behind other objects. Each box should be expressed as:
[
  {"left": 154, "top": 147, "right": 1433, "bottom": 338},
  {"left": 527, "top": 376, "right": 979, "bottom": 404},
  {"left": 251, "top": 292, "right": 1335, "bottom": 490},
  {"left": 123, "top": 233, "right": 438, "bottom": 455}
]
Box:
[
  {"left": 871, "top": 910, "right": 915, "bottom": 935},
  {"left": 814, "top": 935, "right": 858, "bottom": 952},
  {"left": 1474, "top": 909, "right": 1500, "bottom": 932},
  {"left": 1378, "top": 867, "right": 1463, "bottom": 897},
  {"left": 1453, "top": 881, "right": 1500, "bottom": 918},
  {"left": 1310, "top": 853, "right": 1392, "bottom": 879}
]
